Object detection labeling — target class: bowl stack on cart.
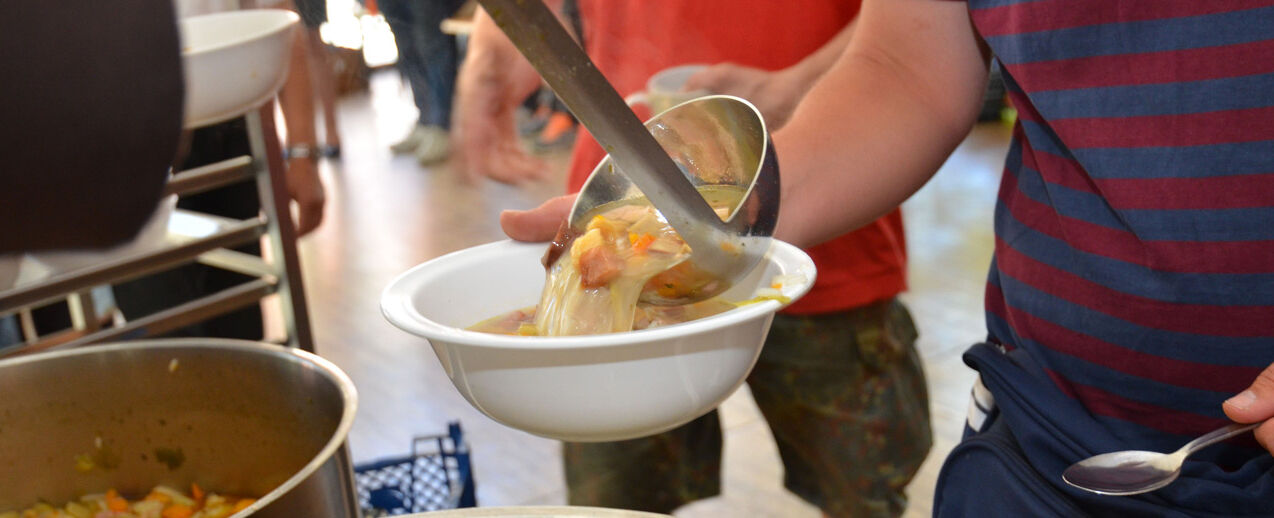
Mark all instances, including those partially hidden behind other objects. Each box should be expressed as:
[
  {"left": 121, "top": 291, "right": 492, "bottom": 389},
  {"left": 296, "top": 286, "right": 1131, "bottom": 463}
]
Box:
[
  {"left": 0, "top": 9, "right": 312, "bottom": 356},
  {"left": 0, "top": 9, "right": 382, "bottom": 518}
]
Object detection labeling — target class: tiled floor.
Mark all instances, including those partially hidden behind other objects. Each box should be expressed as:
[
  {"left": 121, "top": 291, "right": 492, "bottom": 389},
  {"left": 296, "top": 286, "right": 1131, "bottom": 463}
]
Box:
[{"left": 298, "top": 70, "right": 1011, "bottom": 516}]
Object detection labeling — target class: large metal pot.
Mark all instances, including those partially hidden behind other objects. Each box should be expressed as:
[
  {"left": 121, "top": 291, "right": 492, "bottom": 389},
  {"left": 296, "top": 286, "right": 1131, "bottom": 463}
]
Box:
[{"left": 0, "top": 339, "right": 359, "bottom": 517}]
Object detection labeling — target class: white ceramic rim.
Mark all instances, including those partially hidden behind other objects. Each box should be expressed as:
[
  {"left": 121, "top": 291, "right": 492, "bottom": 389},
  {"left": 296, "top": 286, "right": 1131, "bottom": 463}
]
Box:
[
  {"left": 180, "top": 9, "right": 300, "bottom": 56},
  {"left": 380, "top": 240, "right": 816, "bottom": 349}
]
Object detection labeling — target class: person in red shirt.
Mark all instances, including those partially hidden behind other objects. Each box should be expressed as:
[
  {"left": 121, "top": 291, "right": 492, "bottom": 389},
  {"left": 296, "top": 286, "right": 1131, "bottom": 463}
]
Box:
[
  {"left": 494, "top": 0, "right": 1274, "bottom": 516},
  {"left": 456, "top": 2, "right": 931, "bottom": 515}
]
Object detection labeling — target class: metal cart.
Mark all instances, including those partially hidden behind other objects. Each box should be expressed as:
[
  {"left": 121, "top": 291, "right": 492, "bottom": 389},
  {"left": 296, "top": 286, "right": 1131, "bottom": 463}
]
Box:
[{"left": 0, "top": 101, "right": 315, "bottom": 356}]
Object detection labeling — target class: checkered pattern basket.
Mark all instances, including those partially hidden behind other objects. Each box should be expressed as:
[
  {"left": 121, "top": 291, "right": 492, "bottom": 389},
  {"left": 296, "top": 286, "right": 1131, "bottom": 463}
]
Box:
[{"left": 353, "top": 421, "right": 477, "bottom": 516}]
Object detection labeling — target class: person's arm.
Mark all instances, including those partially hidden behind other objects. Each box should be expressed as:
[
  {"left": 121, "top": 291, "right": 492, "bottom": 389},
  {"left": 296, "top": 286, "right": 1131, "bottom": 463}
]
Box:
[
  {"left": 453, "top": 6, "right": 555, "bottom": 184},
  {"left": 772, "top": 0, "right": 989, "bottom": 248},
  {"left": 682, "top": 19, "right": 857, "bottom": 128},
  {"left": 276, "top": 19, "right": 326, "bottom": 236},
  {"left": 501, "top": 0, "right": 989, "bottom": 248}
]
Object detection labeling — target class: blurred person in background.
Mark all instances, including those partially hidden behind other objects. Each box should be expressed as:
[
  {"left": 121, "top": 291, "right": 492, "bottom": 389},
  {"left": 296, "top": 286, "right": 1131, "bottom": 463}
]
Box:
[
  {"left": 501, "top": 0, "right": 1274, "bottom": 516},
  {"left": 457, "top": 2, "right": 932, "bottom": 516},
  {"left": 382, "top": 0, "right": 467, "bottom": 165}
]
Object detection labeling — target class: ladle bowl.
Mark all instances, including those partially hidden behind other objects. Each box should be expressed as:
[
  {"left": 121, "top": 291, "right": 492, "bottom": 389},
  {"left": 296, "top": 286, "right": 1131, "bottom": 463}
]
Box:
[{"left": 569, "top": 95, "right": 779, "bottom": 305}]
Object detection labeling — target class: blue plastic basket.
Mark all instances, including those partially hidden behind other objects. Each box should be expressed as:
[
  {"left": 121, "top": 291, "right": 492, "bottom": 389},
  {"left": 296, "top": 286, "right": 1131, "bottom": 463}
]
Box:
[{"left": 353, "top": 421, "right": 477, "bottom": 516}]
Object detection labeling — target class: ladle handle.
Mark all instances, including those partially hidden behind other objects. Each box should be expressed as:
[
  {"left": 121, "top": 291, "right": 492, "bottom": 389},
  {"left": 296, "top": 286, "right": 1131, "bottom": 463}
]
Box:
[
  {"left": 1180, "top": 423, "right": 1259, "bottom": 457},
  {"left": 475, "top": 0, "right": 735, "bottom": 272}
]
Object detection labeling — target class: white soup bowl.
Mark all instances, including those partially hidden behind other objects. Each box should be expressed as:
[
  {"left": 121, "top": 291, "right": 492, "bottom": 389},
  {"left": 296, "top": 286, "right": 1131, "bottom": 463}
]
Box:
[
  {"left": 381, "top": 240, "right": 815, "bottom": 442},
  {"left": 180, "top": 9, "right": 299, "bottom": 128}
]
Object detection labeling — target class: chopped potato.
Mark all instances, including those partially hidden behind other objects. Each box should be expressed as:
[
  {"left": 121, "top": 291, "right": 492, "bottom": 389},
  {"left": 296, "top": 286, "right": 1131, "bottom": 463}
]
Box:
[{"left": 4, "top": 485, "right": 254, "bottom": 518}]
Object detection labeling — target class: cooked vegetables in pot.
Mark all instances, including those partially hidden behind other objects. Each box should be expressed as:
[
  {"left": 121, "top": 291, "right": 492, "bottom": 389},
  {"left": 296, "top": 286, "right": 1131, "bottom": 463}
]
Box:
[{"left": 2, "top": 484, "right": 255, "bottom": 518}]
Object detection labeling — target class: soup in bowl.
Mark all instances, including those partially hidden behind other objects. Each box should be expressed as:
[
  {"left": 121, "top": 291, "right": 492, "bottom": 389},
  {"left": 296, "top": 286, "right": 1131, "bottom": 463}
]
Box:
[{"left": 380, "top": 239, "right": 815, "bottom": 442}]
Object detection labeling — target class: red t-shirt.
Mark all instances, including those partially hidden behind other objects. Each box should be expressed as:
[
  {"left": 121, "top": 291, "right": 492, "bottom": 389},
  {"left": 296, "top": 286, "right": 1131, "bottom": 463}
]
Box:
[{"left": 566, "top": 0, "right": 906, "bottom": 314}]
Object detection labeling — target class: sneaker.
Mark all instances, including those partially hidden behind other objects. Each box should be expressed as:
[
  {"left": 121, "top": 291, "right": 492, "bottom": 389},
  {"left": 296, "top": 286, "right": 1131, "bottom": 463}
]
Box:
[
  {"left": 533, "top": 111, "right": 577, "bottom": 152},
  {"left": 390, "top": 125, "right": 428, "bottom": 154},
  {"left": 416, "top": 126, "right": 451, "bottom": 165},
  {"left": 517, "top": 105, "right": 551, "bottom": 136}
]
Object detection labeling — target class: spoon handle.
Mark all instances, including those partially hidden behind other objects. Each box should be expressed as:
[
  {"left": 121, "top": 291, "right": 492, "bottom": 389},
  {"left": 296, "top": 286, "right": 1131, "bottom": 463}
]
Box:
[{"left": 1180, "top": 423, "right": 1260, "bottom": 456}]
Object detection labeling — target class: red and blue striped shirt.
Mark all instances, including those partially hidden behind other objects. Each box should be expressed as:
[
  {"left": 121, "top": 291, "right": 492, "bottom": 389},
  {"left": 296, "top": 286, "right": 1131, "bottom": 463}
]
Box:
[{"left": 965, "top": 0, "right": 1274, "bottom": 460}]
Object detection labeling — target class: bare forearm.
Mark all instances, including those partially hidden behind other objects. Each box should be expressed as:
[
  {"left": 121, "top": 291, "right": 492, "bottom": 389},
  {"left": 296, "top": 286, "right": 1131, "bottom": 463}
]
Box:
[
  {"left": 279, "top": 29, "right": 318, "bottom": 148},
  {"left": 772, "top": 0, "right": 990, "bottom": 248},
  {"left": 785, "top": 19, "right": 857, "bottom": 85}
]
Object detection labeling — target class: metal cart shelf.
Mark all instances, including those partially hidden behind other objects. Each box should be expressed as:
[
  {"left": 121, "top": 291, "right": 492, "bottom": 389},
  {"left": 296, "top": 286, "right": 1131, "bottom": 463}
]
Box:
[{"left": 0, "top": 102, "right": 315, "bottom": 357}]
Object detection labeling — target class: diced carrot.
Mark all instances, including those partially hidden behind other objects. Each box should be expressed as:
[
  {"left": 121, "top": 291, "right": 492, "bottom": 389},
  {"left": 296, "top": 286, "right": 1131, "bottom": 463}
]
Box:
[
  {"left": 105, "top": 489, "right": 129, "bottom": 512},
  {"left": 163, "top": 504, "right": 194, "bottom": 518},
  {"left": 231, "top": 499, "right": 257, "bottom": 513},
  {"left": 630, "top": 234, "right": 655, "bottom": 253},
  {"left": 190, "top": 483, "right": 204, "bottom": 503},
  {"left": 770, "top": 283, "right": 782, "bottom": 289}
]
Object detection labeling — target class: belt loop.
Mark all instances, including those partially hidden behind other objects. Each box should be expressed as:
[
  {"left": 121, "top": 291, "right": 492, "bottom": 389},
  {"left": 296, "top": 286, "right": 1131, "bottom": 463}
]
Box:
[{"left": 966, "top": 376, "right": 996, "bottom": 433}]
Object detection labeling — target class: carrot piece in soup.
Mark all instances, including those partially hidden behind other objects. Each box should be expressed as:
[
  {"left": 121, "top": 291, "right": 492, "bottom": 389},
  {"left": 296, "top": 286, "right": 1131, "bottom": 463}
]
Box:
[
  {"left": 232, "top": 499, "right": 257, "bottom": 512},
  {"left": 105, "top": 489, "right": 129, "bottom": 512},
  {"left": 630, "top": 234, "right": 655, "bottom": 253},
  {"left": 163, "top": 504, "right": 194, "bottom": 518}
]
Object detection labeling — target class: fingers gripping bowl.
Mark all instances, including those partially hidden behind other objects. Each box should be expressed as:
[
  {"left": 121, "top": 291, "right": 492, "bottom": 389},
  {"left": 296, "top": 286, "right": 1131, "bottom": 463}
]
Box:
[{"left": 381, "top": 240, "right": 815, "bottom": 442}]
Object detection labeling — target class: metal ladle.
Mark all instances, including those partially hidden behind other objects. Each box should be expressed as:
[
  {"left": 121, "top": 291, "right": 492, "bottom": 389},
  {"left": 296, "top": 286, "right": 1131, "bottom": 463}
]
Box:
[
  {"left": 1062, "top": 422, "right": 1259, "bottom": 495},
  {"left": 477, "top": 0, "right": 779, "bottom": 304}
]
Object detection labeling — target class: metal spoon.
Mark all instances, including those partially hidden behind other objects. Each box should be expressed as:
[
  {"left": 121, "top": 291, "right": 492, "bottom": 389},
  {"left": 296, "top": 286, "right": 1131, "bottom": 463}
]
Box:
[
  {"left": 1062, "top": 423, "right": 1258, "bottom": 495},
  {"left": 476, "top": 0, "right": 777, "bottom": 304}
]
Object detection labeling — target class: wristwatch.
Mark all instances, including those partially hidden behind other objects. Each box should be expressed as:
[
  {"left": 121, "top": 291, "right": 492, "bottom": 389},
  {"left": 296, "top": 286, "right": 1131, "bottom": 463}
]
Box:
[{"left": 285, "top": 144, "right": 320, "bottom": 162}]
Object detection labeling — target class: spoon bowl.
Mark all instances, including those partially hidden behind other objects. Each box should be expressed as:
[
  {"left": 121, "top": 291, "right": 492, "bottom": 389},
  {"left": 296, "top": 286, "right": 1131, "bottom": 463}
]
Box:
[
  {"left": 1062, "top": 422, "right": 1257, "bottom": 496},
  {"left": 1062, "top": 450, "right": 1185, "bottom": 496}
]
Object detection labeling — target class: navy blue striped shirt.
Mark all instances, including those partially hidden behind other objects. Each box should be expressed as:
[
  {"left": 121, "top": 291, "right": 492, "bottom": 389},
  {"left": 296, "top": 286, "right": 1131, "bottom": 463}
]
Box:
[{"left": 967, "top": 0, "right": 1274, "bottom": 460}]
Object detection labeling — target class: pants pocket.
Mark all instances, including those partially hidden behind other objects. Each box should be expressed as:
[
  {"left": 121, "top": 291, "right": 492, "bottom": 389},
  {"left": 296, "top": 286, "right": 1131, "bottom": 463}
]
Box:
[{"left": 935, "top": 416, "right": 1089, "bottom": 518}]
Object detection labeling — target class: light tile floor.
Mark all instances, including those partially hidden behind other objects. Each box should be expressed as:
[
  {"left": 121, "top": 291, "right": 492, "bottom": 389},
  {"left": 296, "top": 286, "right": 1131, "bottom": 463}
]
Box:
[{"left": 298, "top": 70, "right": 1011, "bottom": 516}]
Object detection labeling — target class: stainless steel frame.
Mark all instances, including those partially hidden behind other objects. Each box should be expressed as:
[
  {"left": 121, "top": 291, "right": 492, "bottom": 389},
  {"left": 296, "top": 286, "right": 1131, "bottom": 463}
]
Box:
[{"left": 0, "top": 101, "right": 315, "bottom": 356}]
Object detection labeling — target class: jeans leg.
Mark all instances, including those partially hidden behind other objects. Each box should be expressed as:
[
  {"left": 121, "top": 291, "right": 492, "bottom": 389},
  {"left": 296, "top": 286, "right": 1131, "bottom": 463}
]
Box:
[
  {"left": 380, "top": 0, "right": 432, "bottom": 121},
  {"left": 418, "top": 0, "right": 465, "bottom": 129}
]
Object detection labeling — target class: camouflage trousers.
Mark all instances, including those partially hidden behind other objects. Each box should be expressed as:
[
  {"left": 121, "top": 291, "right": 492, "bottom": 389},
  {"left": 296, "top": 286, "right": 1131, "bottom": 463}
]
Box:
[{"left": 564, "top": 298, "right": 933, "bottom": 517}]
